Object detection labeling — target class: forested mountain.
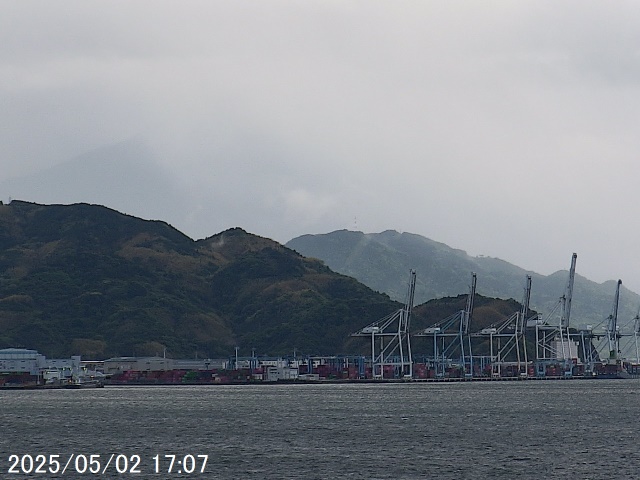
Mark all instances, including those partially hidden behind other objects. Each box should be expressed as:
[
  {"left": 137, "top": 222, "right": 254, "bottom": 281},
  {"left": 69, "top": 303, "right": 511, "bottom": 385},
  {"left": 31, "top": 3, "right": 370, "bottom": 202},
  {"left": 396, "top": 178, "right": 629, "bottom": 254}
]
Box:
[
  {"left": 287, "top": 230, "right": 639, "bottom": 329},
  {"left": 0, "top": 201, "right": 399, "bottom": 358},
  {"left": 0, "top": 201, "right": 544, "bottom": 360}
]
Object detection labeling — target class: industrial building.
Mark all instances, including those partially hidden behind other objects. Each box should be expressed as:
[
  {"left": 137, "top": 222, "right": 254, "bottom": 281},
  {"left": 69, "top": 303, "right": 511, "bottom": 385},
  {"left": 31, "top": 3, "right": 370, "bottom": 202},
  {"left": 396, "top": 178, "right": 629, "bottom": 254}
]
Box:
[
  {"left": 0, "top": 348, "right": 83, "bottom": 386},
  {"left": 0, "top": 348, "right": 80, "bottom": 375},
  {"left": 102, "top": 356, "right": 228, "bottom": 375}
]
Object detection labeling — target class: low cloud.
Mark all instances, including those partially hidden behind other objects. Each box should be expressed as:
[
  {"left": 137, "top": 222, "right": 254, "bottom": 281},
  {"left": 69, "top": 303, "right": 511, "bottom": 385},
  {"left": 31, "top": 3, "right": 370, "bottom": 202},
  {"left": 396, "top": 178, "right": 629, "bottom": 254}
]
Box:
[{"left": 2, "top": 2, "right": 640, "bottom": 290}]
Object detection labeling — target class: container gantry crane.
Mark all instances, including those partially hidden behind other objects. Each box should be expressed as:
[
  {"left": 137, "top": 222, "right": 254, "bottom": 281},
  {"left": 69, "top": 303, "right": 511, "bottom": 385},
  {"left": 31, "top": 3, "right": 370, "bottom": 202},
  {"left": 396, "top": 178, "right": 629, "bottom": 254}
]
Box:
[
  {"left": 415, "top": 272, "right": 477, "bottom": 378},
  {"left": 352, "top": 270, "right": 416, "bottom": 379}
]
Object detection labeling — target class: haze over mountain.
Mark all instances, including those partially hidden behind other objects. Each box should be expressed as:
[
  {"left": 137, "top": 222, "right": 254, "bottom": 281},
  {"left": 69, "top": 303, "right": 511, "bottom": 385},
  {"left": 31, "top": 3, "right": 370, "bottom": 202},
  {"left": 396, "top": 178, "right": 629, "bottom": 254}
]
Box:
[
  {"left": 5, "top": 3, "right": 640, "bottom": 297},
  {"left": 0, "top": 137, "right": 348, "bottom": 245},
  {"left": 287, "top": 230, "right": 640, "bottom": 330},
  {"left": 0, "top": 139, "right": 202, "bottom": 238}
]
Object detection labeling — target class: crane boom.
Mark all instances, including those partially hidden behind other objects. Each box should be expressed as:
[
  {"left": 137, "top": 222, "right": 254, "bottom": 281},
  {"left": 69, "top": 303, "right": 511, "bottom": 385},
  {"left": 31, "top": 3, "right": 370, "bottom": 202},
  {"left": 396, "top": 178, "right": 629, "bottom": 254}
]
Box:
[
  {"left": 401, "top": 269, "right": 416, "bottom": 335},
  {"left": 518, "top": 275, "right": 532, "bottom": 335},
  {"left": 607, "top": 279, "right": 622, "bottom": 359},
  {"left": 462, "top": 273, "right": 477, "bottom": 335},
  {"left": 561, "top": 253, "right": 577, "bottom": 328}
]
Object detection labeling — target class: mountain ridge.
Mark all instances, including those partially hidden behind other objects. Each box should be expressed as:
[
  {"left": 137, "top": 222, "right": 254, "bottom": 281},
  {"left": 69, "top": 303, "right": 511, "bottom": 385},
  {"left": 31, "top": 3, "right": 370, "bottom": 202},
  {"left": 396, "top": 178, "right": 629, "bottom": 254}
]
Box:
[
  {"left": 0, "top": 201, "right": 539, "bottom": 360},
  {"left": 286, "top": 229, "right": 639, "bottom": 328},
  {"left": 0, "top": 201, "right": 404, "bottom": 358}
]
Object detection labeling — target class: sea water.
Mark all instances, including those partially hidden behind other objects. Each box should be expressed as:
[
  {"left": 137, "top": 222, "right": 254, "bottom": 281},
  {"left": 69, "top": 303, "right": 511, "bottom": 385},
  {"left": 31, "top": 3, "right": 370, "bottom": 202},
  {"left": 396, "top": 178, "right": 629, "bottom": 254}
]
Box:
[{"left": 1, "top": 380, "right": 639, "bottom": 479}]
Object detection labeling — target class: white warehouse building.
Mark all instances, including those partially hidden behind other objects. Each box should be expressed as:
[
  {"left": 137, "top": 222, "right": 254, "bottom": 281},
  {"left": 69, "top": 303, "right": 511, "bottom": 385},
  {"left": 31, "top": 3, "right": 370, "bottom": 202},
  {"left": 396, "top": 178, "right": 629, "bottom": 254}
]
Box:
[{"left": 0, "top": 348, "right": 81, "bottom": 376}]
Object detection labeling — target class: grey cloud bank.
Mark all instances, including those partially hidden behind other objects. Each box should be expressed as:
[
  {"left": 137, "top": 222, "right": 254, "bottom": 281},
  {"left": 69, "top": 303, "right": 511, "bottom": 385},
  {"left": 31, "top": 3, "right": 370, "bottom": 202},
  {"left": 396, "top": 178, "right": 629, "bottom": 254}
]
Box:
[{"left": 2, "top": 1, "right": 640, "bottom": 293}]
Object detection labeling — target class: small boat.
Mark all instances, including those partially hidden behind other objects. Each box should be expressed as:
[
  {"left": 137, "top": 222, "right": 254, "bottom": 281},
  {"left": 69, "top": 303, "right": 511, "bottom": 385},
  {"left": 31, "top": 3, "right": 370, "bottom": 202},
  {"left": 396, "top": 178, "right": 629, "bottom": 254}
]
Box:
[{"left": 64, "top": 376, "right": 105, "bottom": 389}]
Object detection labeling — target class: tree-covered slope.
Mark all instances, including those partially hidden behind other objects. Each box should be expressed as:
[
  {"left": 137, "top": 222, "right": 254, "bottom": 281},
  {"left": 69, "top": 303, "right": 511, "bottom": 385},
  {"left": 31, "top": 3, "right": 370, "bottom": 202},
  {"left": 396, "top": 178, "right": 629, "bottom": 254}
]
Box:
[
  {"left": 0, "top": 201, "right": 539, "bottom": 361},
  {"left": 0, "top": 201, "right": 397, "bottom": 358},
  {"left": 287, "top": 230, "right": 640, "bottom": 328}
]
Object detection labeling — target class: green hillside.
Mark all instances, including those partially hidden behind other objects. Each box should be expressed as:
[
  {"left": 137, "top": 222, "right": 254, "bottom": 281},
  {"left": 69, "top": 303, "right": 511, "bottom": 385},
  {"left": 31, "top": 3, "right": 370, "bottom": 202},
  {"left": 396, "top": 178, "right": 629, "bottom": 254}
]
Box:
[
  {"left": 0, "top": 201, "right": 397, "bottom": 359},
  {"left": 0, "top": 201, "right": 535, "bottom": 361},
  {"left": 286, "top": 230, "right": 639, "bottom": 328}
]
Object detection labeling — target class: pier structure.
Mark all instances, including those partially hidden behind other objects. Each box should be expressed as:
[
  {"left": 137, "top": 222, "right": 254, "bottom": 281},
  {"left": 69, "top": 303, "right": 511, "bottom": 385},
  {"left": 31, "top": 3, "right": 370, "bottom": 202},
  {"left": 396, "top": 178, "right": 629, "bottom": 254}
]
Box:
[
  {"left": 415, "top": 272, "right": 477, "bottom": 378},
  {"left": 352, "top": 270, "right": 416, "bottom": 379}
]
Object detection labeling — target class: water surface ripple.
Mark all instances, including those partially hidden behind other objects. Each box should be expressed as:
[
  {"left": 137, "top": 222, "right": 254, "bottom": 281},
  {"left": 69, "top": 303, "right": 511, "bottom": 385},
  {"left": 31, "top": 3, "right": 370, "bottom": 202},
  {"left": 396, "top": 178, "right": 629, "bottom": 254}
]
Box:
[{"left": 1, "top": 380, "right": 638, "bottom": 479}]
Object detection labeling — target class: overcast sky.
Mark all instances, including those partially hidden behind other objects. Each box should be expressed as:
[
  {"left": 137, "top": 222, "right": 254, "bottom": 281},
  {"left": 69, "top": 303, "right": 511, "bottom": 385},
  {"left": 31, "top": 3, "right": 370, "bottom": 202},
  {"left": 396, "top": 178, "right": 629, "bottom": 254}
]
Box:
[{"left": 2, "top": 1, "right": 640, "bottom": 292}]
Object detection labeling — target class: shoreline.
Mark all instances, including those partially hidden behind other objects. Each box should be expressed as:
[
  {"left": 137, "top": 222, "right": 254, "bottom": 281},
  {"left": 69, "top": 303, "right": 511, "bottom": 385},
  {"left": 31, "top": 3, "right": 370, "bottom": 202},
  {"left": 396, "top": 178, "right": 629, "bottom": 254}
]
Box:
[{"left": 4, "top": 374, "right": 637, "bottom": 390}]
